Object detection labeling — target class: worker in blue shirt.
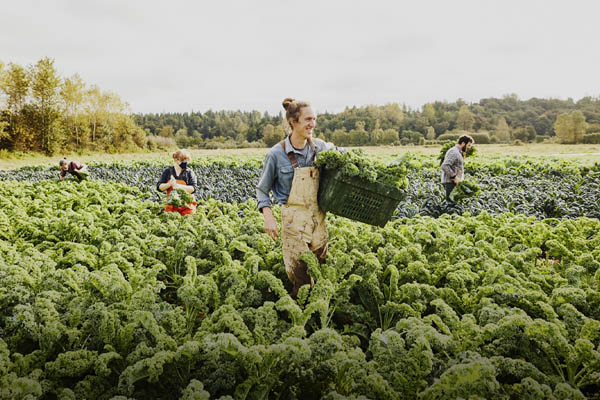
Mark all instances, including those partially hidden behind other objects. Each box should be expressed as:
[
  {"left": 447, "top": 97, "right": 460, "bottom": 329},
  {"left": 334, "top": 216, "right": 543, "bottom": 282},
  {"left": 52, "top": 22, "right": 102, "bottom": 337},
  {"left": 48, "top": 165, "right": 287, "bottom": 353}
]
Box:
[{"left": 257, "top": 98, "right": 343, "bottom": 298}]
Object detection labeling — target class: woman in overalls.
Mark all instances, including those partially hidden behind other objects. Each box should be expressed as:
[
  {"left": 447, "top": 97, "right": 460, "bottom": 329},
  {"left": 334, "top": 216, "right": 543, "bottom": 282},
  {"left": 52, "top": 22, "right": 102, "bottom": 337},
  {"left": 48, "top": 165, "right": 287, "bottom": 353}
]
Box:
[
  {"left": 157, "top": 149, "right": 197, "bottom": 216},
  {"left": 257, "top": 98, "right": 343, "bottom": 297}
]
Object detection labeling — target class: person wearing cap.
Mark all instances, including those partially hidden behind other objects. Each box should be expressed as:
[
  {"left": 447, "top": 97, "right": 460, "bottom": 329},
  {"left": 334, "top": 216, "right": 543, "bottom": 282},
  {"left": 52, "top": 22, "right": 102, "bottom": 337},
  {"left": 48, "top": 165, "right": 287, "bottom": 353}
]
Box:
[{"left": 257, "top": 98, "right": 344, "bottom": 298}]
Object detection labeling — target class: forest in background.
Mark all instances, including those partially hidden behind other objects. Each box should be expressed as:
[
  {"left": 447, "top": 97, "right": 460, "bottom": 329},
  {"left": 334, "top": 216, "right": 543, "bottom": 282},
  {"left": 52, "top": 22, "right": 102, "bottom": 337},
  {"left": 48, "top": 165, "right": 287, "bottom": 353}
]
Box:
[
  {"left": 2, "top": 57, "right": 600, "bottom": 155},
  {"left": 134, "top": 96, "right": 600, "bottom": 149}
]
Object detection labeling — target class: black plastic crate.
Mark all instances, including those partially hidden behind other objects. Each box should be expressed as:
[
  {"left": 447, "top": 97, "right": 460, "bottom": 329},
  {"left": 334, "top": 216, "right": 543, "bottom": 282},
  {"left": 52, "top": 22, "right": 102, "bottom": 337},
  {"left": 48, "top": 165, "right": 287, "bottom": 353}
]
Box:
[{"left": 317, "top": 168, "right": 405, "bottom": 227}]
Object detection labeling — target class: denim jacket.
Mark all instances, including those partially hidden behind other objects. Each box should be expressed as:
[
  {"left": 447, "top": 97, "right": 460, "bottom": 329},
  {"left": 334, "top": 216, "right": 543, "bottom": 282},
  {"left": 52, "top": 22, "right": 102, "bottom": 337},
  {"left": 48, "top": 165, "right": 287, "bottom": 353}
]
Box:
[{"left": 256, "top": 136, "right": 342, "bottom": 210}]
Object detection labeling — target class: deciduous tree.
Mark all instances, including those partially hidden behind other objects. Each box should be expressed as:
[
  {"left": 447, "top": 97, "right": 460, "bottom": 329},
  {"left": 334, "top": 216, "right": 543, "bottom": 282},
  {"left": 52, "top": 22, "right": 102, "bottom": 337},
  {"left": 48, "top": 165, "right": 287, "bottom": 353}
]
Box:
[
  {"left": 493, "top": 117, "right": 510, "bottom": 142},
  {"left": 262, "top": 123, "right": 285, "bottom": 147},
  {"left": 0, "top": 63, "right": 30, "bottom": 149},
  {"left": 571, "top": 110, "right": 586, "bottom": 143},
  {"left": 426, "top": 126, "right": 436, "bottom": 140},
  {"left": 457, "top": 105, "right": 475, "bottom": 131},
  {"left": 29, "top": 57, "right": 62, "bottom": 154},
  {"left": 60, "top": 74, "right": 86, "bottom": 146},
  {"left": 554, "top": 113, "right": 573, "bottom": 143}
]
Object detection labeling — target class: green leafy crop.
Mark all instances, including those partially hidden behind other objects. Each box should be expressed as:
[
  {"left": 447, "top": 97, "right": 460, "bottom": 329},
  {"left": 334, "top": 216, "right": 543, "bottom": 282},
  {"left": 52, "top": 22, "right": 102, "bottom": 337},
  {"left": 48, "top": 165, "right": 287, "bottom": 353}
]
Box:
[
  {"left": 166, "top": 188, "right": 194, "bottom": 208},
  {"left": 0, "top": 164, "right": 599, "bottom": 399},
  {"left": 316, "top": 149, "right": 409, "bottom": 190},
  {"left": 450, "top": 180, "right": 481, "bottom": 202}
]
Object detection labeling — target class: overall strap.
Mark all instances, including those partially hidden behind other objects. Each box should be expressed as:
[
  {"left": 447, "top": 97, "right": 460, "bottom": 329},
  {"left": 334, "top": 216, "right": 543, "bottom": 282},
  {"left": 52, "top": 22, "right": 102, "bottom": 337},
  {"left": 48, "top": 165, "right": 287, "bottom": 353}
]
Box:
[
  {"left": 307, "top": 137, "right": 317, "bottom": 163},
  {"left": 280, "top": 140, "right": 299, "bottom": 168}
]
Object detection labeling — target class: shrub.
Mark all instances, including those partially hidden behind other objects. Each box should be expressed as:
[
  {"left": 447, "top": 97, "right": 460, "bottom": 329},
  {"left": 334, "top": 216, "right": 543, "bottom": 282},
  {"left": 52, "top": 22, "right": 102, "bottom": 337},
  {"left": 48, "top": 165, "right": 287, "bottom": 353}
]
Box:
[
  {"left": 0, "top": 150, "right": 31, "bottom": 159},
  {"left": 583, "top": 133, "right": 600, "bottom": 144},
  {"left": 203, "top": 138, "right": 238, "bottom": 149},
  {"left": 436, "top": 133, "right": 461, "bottom": 142},
  {"left": 238, "top": 140, "right": 265, "bottom": 148},
  {"left": 437, "top": 131, "right": 487, "bottom": 144},
  {"left": 470, "top": 132, "right": 491, "bottom": 144},
  {"left": 147, "top": 135, "right": 177, "bottom": 151}
]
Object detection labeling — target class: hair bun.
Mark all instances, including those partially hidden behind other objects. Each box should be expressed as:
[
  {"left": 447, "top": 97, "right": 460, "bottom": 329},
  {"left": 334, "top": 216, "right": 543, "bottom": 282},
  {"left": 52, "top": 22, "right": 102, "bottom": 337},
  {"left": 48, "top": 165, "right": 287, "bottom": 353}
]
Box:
[{"left": 282, "top": 97, "right": 296, "bottom": 111}]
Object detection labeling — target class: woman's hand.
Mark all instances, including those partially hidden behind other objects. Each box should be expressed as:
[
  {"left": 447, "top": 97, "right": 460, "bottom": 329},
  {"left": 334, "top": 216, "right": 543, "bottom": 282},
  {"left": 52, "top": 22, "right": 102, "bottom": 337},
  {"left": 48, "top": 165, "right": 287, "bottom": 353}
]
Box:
[
  {"left": 169, "top": 176, "right": 177, "bottom": 188},
  {"left": 262, "top": 207, "right": 279, "bottom": 240}
]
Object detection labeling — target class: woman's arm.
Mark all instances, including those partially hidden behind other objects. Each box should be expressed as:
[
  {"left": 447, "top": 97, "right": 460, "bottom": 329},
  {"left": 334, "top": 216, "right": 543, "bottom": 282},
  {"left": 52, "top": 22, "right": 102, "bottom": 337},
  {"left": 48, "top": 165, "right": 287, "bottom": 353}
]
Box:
[
  {"left": 257, "top": 153, "right": 279, "bottom": 239},
  {"left": 174, "top": 182, "right": 194, "bottom": 194},
  {"left": 157, "top": 168, "right": 174, "bottom": 192},
  {"left": 158, "top": 181, "right": 173, "bottom": 192}
]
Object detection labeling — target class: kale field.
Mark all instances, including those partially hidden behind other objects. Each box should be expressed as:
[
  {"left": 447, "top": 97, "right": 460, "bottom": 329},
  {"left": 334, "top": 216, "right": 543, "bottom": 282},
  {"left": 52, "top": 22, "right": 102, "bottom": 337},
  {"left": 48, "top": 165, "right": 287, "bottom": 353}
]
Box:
[{"left": 1, "top": 154, "right": 600, "bottom": 399}]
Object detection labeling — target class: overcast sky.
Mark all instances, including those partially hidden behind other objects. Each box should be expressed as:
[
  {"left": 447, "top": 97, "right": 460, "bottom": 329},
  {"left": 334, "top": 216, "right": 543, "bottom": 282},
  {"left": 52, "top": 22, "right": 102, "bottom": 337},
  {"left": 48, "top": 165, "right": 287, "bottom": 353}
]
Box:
[{"left": 2, "top": 0, "right": 599, "bottom": 115}]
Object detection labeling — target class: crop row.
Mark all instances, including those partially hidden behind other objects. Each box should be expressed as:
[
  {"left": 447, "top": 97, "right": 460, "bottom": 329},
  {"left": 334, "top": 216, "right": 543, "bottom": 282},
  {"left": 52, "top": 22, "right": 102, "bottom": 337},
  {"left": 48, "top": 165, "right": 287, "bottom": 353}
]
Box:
[
  {"left": 1, "top": 180, "right": 599, "bottom": 399},
  {"left": 2, "top": 156, "right": 599, "bottom": 219},
  {"left": 0, "top": 161, "right": 261, "bottom": 204},
  {"left": 398, "top": 168, "right": 600, "bottom": 219}
]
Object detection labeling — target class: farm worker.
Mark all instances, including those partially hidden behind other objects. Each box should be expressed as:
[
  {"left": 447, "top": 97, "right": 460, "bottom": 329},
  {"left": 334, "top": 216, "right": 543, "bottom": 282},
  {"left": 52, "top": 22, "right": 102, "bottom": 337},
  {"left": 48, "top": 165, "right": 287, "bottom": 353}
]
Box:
[
  {"left": 157, "top": 149, "right": 198, "bottom": 216},
  {"left": 441, "top": 134, "right": 474, "bottom": 203},
  {"left": 257, "top": 98, "right": 344, "bottom": 298},
  {"left": 59, "top": 158, "right": 89, "bottom": 181}
]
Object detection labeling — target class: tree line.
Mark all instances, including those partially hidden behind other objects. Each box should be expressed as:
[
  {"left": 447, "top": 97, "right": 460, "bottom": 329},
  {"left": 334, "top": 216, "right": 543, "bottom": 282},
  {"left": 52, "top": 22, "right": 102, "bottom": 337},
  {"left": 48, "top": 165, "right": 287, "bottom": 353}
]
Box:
[
  {"left": 134, "top": 95, "right": 600, "bottom": 148},
  {"left": 0, "top": 57, "right": 147, "bottom": 155},
  {"left": 2, "top": 58, "right": 600, "bottom": 155}
]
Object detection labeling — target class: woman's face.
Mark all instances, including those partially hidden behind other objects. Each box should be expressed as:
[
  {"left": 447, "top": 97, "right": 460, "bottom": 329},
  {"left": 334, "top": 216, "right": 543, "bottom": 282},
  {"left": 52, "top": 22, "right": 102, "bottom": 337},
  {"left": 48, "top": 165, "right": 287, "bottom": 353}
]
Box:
[{"left": 290, "top": 106, "right": 316, "bottom": 140}]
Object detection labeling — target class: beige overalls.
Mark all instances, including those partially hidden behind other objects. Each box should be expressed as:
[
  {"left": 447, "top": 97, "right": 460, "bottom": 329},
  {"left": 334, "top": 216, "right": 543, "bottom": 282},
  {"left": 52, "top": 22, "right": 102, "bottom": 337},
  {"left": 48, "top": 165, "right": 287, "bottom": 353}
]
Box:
[{"left": 280, "top": 141, "right": 328, "bottom": 298}]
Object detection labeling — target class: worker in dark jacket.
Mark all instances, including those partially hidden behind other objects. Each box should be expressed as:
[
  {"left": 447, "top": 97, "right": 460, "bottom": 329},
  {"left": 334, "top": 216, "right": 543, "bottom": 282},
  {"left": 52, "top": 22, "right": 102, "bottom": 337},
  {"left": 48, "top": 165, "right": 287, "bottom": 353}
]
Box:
[{"left": 157, "top": 149, "right": 197, "bottom": 216}]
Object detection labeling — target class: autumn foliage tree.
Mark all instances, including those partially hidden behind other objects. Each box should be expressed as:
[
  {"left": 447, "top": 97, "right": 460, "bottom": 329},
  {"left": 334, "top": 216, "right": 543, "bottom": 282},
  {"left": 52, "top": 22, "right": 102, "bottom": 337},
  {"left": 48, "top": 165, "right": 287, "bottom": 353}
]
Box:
[
  {"left": 554, "top": 111, "right": 587, "bottom": 144},
  {"left": 0, "top": 57, "right": 146, "bottom": 154}
]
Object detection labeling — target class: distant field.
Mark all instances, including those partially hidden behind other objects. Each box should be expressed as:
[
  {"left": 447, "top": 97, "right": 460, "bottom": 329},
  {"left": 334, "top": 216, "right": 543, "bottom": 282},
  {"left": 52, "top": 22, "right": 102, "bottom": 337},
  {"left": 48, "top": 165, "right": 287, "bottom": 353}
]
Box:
[
  {"left": 362, "top": 143, "right": 600, "bottom": 159},
  {"left": 1, "top": 143, "right": 599, "bottom": 170}
]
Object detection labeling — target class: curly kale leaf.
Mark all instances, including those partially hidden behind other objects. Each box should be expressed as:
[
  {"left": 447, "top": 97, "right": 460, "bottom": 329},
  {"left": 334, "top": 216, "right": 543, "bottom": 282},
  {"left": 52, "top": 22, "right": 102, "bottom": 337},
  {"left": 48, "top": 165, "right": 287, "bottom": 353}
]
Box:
[
  {"left": 450, "top": 180, "right": 481, "bottom": 202},
  {"left": 316, "top": 149, "right": 409, "bottom": 190},
  {"left": 166, "top": 188, "right": 194, "bottom": 208}
]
